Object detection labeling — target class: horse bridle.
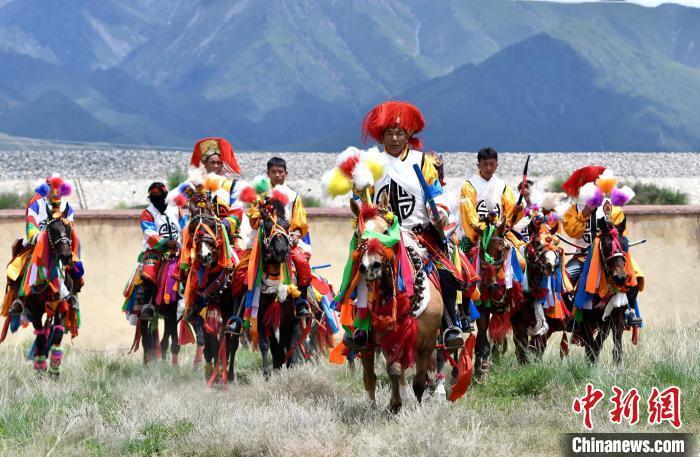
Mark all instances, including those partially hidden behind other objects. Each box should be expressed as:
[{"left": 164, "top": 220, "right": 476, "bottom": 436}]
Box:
[
  {"left": 262, "top": 213, "right": 289, "bottom": 252},
  {"left": 599, "top": 226, "right": 626, "bottom": 276},
  {"left": 191, "top": 213, "right": 222, "bottom": 259},
  {"left": 46, "top": 217, "right": 72, "bottom": 251}
]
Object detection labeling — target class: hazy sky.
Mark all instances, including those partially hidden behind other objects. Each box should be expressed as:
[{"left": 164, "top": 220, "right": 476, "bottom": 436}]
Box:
[{"left": 538, "top": 0, "right": 700, "bottom": 6}]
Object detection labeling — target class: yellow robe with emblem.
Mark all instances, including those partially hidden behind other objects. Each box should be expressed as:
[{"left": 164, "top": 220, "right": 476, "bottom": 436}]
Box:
[
  {"left": 562, "top": 205, "right": 644, "bottom": 289},
  {"left": 459, "top": 178, "right": 521, "bottom": 244}
]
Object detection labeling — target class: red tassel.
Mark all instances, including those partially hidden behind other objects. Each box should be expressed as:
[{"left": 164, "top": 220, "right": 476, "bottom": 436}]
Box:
[
  {"left": 270, "top": 188, "right": 290, "bottom": 206},
  {"left": 631, "top": 325, "right": 639, "bottom": 345},
  {"left": 178, "top": 320, "right": 195, "bottom": 345},
  {"left": 239, "top": 186, "right": 258, "bottom": 204},
  {"left": 129, "top": 324, "right": 141, "bottom": 354},
  {"left": 338, "top": 155, "right": 360, "bottom": 177},
  {"left": 449, "top": 333, "right": 476, "bottom": 402},
  {"left": 0, "top": 317, "right": 10, "bottom": 344},
  {"left": 561, "top": 166, "right": 606, "bottom": 197},
  {"left": 263, "top": 301, "right": 282, "bottom": 337},
  {"left": 208, "top": 335, "right": 229, "bottom": 388},
  {"left": 488, "top": 312, "right": 511, "bottom": 344}
]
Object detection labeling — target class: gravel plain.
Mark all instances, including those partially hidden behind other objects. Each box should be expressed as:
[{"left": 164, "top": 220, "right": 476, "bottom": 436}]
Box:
[{"left": 0, "top": 148, "right": 698, "bottom": 208}]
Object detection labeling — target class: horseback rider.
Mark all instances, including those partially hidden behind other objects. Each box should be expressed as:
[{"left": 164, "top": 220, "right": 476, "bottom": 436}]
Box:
[
  {"left": 458, "top": 147, "right": 523, "bottom": 252},
  {"left": 265, "top": 157, "right": 313, "bottom": 317},
  {"left": 230, "top": 157, "right": 313, "bottom": 327},
  {"left": 184, "top": 137, "right": 242, "bottom": 367},
  {"left": 459, "top": 148, "right": 524, "bottom": 375},
  {"left": 8, "top": 175, "right": 79, "bottom": 316},
  {"left": 356, "top": 100, "right": 464, "bottom": 349},
  {"left": 561, "top": 166, "right": 644, "bottom": 327},
  {"left": 3, "top": 175, "right": 83, "bottom": 375}
]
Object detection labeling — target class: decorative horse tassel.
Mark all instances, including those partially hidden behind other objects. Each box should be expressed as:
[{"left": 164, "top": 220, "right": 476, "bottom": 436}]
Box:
[
  {"left": 264, "top": 300, "right": 282, "bottom": 342},
  {"left": 488, "top": 312, "right": 512, "bottom": 344},
  {"left": 631, "top": 325, "right": 639, "bottom": 345},
  {"left": 448, "top": 333, "right": 476, "bottom": 402}
]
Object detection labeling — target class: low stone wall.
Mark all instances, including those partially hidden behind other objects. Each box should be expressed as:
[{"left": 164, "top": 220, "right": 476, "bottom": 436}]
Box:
[{"left": 0, "top": 206, "right": 697, "bottom": 349}]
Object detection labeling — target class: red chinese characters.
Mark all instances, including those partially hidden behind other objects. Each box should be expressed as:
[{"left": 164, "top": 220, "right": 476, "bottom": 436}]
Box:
[
  {"left": 609, "top": 386, "right": 640, "bottom": 425},
  {"left": 648, "top": 386, "right": 682, "bottom": 428},
  {"left": 573, "top": 383, "right": 605, "bottom": 429}
]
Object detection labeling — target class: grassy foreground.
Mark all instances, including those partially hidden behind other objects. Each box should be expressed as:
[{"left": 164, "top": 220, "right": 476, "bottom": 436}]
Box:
[{"left": 0, "top": 325, "right": 697, "bottom": 456}]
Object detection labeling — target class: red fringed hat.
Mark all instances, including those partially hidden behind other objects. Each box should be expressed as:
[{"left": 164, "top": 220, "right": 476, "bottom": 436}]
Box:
[
  {"left": 361, "top": 101, "right": 425, "bottom": 150},
  {"left": 561, "top": 165, "right": 606, "bottom": 197},
  {"left": 190, "top": 137, "right": 241, "bottom": 174}
]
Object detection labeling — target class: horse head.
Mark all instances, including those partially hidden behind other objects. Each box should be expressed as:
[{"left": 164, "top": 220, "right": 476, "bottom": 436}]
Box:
[
  {"left": 189, "top": 208, "right": 221, "bottom": 269},
  {"left": 597, "top": 216, "right": 628, "bottom": 287},
  {"left": 46, "top": 205, "right": 73, "bottom": 264},
  {"left": 261, "top": 197, "right": 290, "bottom": 266},
  {"left": 526, "top": 216, "right": 561, "bottom": 276},
  {"left": 351, "top": 196, "right": 395, "bottom": 283},
  {"left": 480, "top": 217, "right": 508, "bottom": 296}
]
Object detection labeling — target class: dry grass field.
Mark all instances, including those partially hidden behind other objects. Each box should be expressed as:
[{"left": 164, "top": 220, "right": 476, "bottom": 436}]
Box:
[{"left": 0, "top": 320, "right": 697, "bottom": 456}]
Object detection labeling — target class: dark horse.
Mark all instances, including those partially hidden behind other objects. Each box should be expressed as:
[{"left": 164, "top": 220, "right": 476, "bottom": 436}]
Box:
[
  {"left": 252, "top": 197, "right": 302, "bottom": 378},
  {"left": 2, "top": 206, "right": 82, "bottom": 377},
  {"left": 579, "top": 216, "right": 640, "bottom": 365}
]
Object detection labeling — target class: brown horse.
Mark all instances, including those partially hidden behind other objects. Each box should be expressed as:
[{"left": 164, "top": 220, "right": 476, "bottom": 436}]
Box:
[
  {"left": 347, "top": 198, "right": 443, "bottom": 413},
  {"left": 473, "top": 217, "right": 525, "bottom": 376},
  {"left": 579, "top": 216, "right": 639, "bottom": 365},
  {"left": 510, "top": 219, "right": 567, "bottom": 364}
]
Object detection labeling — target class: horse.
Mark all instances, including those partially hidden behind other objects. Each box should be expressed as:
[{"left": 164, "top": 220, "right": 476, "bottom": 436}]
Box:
[
  {"left": 344, "top": 198, "right": 444, "bottom": 413},
  {"left": 130, "top": 248, "right": 181, "bottom": 365},
  {"left": 1, "top": 205, "right": 82, "bottom": 377},
  {"left": 510, "top": 218, "right": 568, "bottom": 364},
  {"left": 472, "top": 217, "right": 526, "bottom": 377},
  {"left": 181, "top": 204, "right": 236, "bottom": 383},
  {"left": 578, "top": 215, "right": 639, "bottom": 365},
  {"left": 251, "top": 197, "right": 303, "bottom": 378}
]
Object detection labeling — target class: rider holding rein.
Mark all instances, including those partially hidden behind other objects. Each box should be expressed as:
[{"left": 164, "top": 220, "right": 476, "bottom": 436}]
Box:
[
  {"left": 359, "top": 100, "right": 463, "bottom": 349},
  {"left": 265, "top": 157, "right": 313, "bottom": 318}
]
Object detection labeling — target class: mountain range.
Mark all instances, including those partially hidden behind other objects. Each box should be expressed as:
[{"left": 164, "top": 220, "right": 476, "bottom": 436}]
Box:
[{"left": 0, "top": 0, "right": 699, "bottom": 151}]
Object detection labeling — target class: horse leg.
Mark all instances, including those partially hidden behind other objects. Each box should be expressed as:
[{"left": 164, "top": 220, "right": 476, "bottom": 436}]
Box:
[
  {"left": 193, "top": 317, "right": 205, "bottom": 368},
  {"left": 48, "top": 314, "right": 65, "bottom": 378},
  {"left": 413, "top": 346, "right": 433, "bottom": 404},
  {"left": 510, "top": 308, "right": 529, "bottom": 365},
  {"left": 28, "top": 301, "right": 48, "bottom": 372},
  {"left": 592, "top": 316, "right": 612, "bottom": 365},
  {"left": 259, "top": 334, "right": 272, "bottom": 380},
  {"left": 386, "top": 359, "right": 403, "bottom": 413},
  {"left": 475, "top": 310, "right": 491, "bottom": 377},
  {"left": 139, "top": 319, "right": 154, "bottom": 365},
  {"left": 361, "top": 351, "right": 377, "bottom": 405},
  {"left": 168, "top": 310, "right": 180, "bottom": 366},
  {"left": 227, "top": 334, "right": 239, "bottom": 381},
  {"left": 612, "top": 309, "right": 624, "bottom": 366}
]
